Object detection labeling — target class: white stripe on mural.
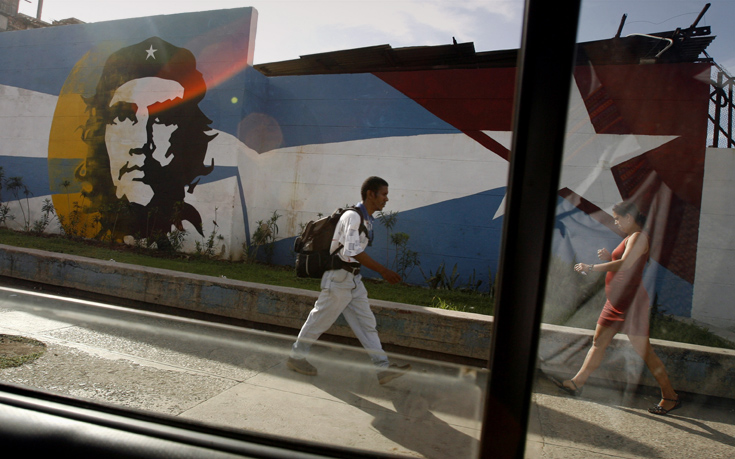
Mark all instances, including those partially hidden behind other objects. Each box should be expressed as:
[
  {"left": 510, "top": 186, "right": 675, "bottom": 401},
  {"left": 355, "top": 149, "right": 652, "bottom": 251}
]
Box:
[
  {"left": 233, "top": 131, "right": 509, "bottom": 239},
  {"left": 0, "top": 85, "right": 57, "bottom": 158}
]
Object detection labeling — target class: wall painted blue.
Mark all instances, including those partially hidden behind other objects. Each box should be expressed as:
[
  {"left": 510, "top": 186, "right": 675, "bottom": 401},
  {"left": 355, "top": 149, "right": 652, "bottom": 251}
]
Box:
[
  {"left": 1, "top": 156, "right": 49, "bottom": 196},
  {"left": 258, "top": 73, "right": 459, "bottom": 152}
]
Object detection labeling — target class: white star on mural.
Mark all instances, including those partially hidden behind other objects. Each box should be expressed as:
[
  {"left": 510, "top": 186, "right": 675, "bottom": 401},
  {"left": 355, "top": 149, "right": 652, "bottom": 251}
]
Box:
[
  {"left": 145, "top": 45, "right": 157, "bottom": 60},
  {"left": 487, "top": 79, "right": 678, "bottom": 219}
]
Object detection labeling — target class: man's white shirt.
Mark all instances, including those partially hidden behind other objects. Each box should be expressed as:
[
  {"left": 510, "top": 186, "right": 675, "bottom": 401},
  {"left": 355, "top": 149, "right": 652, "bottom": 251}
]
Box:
[{"left": 332, "top": 209, "right": 371, "bottom": 263}]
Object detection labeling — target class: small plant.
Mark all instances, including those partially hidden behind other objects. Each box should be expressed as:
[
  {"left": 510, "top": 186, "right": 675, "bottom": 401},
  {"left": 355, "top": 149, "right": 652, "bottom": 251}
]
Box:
[
  {"left": 168, "top": 227, "right": 187, "bottom": 253},
  {"left": 0, "top": 167, "right": 12, "bottom": 228},
  {"left": 389, "top": 231, "right": 420, "bottom": 279},
  {"left": 58, "top": 181, "right": 90, "bottom": 239},
  {"left": 145, "top": 207, "right": 160, "bottom": 242},
  {"left": 31, "top": 199, "right": 57, "bottom": 234},
  {"left": 164, "top": 202, "right": 188, "bottom": 252},
  {"left": 65, "top": 199, "right": 88, "bottom": 238},
  {"left": 96, "top": 200, "right": 131, "bottom": 244},
  {"left": 430, "top": 296, "right": 476, "bottom": 313},
  {"left": 486, "top": 267, "right": 498, "bottom": 305},
  {"left": 5, "top": 176, "right": 32, "bottom": 231},
  {"left": 421, "top": 262, "right": 461, "bottom": 290},
  {"left": 377, "top": 210, "right": 420, "bottom": 280},
  {"left": 0, "top": 203, "right": 11, "bottom": 227},
  {"left": 247, "top": 210, "right": 281, "bottom": 263},
  {"left": 423, "top": 264, "right": 493, "bottom": 296},
  {"left": 196, "top": 208, "right": 226, "bottom": 258},
  {"left": 377, "top": 210, "right": 399, "bottom": 265},
  {"left": 461, "top": 268, "right": 483, "bottom": 293}
]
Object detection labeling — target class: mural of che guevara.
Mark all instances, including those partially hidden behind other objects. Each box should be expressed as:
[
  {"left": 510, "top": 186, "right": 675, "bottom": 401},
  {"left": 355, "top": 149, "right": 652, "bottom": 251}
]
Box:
[{"left": 76, "top": 36, "right": 217, "bottom": 242}]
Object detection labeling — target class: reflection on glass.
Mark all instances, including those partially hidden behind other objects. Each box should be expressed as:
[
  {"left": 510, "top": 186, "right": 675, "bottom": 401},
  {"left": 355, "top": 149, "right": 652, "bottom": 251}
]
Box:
[
  {"left": 534, "top": 2, "right": 735, "bottom": 458},
  {"left": 0, "top": 286, "right": 485, "bottom": 457}
]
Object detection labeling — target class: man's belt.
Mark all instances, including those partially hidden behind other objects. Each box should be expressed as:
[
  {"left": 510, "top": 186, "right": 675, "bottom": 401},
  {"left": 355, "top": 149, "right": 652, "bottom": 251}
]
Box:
[
  {"left": 341, "top": 264, "right": 361, "bottom": 275},
  {"left": 331, "top": 256, "right": 361, "bottom": 275}
]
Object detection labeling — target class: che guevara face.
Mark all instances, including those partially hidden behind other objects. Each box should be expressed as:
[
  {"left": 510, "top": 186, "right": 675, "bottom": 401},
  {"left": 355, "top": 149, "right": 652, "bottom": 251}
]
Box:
[{"left": 104, "top": 76, "right": 184, "bottom": 206}]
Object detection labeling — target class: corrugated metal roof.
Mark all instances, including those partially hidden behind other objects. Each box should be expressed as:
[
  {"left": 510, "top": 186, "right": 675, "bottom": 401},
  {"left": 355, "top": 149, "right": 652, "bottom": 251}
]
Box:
[
  {"left": 255, "top": 42, "right": 518, "bottom": 76},
  {"left": 580, "top": 27, "right": 715, "bottom": 65},
  {"left": 254, "top": 27, "right": 714, "bottom": 77}
]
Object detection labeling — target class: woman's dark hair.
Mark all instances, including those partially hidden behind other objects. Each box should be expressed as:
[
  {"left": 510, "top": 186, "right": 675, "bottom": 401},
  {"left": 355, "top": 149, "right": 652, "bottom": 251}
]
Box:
[
  {"left": 361, "top": 176, "right": 389, "bottom": 200},
  {"left": 612, "top": 200, "right": 647, "bottom": 227}
]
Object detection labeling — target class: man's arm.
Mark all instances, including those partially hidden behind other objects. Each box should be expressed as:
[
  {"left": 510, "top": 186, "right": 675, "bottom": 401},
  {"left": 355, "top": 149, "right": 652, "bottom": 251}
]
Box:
[{"left": 353, "top": 252, "right": 401, "bottom": 284}]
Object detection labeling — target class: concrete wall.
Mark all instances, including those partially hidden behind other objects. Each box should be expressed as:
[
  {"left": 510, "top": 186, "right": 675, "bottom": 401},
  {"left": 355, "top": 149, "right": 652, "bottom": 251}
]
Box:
[
  {"left": 693, "top": 148, "right": 735, "bottom": 329},
  {"left": 2, "top": 244, "right": 734, "bottom": 400}
]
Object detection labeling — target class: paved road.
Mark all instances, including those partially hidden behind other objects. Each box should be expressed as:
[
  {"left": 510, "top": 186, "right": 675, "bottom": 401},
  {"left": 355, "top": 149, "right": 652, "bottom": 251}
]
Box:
[{"left": 1, "top": 285, "right": 733, "bottom": 458}]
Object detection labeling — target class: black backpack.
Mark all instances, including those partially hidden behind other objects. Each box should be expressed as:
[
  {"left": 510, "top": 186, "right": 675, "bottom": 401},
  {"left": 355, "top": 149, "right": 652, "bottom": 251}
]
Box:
[{"left": 294, "top": 207, "right": 366, "bottom": 278}]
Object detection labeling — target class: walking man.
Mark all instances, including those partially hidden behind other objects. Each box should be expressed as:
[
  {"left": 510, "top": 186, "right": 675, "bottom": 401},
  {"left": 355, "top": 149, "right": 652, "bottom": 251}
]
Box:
[{"left": 288, "top": 176, "right": 411, "bottom": 384}]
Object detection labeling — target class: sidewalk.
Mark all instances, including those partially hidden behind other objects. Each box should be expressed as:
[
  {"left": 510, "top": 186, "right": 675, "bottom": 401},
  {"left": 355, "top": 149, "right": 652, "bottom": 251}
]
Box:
[{"left": 1, "top": 284, "right": 734, "bottom": 458}]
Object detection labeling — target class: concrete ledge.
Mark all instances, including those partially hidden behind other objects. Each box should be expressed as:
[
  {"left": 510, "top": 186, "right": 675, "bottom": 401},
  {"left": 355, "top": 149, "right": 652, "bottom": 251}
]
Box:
[
  {"left": 2, "top": 244, "right": 734, "bottom": 399},
  {"left": 538, "top": 324, "right": 735, "bottom": 400}
]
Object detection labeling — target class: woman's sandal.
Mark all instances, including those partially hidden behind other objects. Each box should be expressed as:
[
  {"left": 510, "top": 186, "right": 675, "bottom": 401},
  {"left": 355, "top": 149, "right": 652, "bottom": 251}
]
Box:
[
  {"left": 648, "top": 397, "right": 682, "bottom": 415},
  {"left": 549, "top": 376, "right": 581, "bottom": 396}
]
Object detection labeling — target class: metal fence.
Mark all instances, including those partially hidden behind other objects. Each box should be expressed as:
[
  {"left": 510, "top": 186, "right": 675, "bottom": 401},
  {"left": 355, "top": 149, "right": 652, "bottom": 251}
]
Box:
[{"left": 708, "top": 59, "right": 735, "bottom": 148}]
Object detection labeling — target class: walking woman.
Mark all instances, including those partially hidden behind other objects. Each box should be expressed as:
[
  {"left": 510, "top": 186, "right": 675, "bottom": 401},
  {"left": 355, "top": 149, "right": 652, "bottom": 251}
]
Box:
[{"left": 553, "top": 201, "right": 680, "bottom": 415}]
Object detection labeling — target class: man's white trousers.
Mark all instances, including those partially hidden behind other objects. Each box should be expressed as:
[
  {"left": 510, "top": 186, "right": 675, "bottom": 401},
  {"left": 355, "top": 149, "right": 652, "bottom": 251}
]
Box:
[{"left": 291, "top": 269, "right": 390, "bottom": 368}]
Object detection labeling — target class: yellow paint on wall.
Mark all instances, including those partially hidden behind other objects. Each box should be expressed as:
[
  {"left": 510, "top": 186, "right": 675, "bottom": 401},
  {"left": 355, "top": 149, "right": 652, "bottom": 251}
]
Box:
[
  {"left": 48, "top": 93, "right": 88, "bottom": 160},
  {"left": 48, "top": 49, "right": 106, "bottom": 239}
]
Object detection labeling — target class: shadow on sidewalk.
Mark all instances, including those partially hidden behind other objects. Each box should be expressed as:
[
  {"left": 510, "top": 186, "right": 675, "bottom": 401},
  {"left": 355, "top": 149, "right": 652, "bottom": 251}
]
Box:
[{"left": 312, "top": 363, "right": 481, "bottom": 459}]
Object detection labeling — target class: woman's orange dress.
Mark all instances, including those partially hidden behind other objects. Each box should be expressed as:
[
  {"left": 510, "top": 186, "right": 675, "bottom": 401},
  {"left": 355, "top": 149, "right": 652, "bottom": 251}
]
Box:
[{"left": 598, "top": 232, "right": 650, "bottom": 336}]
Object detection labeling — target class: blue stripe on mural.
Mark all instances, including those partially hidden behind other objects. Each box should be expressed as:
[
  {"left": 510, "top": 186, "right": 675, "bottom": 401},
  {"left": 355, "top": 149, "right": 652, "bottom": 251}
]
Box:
[
  {"left": 1, "top": 156, "right": 51, "bottom": 197},
  {"left": 255, "top": 73, "right": 460, "bottom": 152}
]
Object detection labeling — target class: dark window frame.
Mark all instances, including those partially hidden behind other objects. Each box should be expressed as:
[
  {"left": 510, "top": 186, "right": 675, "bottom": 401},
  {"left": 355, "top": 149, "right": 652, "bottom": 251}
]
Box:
[{"left": 481, "top": 0, "right": 582, "bottom": 458}]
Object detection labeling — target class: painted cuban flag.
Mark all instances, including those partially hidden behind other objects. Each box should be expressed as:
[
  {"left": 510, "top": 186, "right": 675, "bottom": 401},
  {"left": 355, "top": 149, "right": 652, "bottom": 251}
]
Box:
[{"left": 0, "top": 7, "right": 712, "bottom": 317}]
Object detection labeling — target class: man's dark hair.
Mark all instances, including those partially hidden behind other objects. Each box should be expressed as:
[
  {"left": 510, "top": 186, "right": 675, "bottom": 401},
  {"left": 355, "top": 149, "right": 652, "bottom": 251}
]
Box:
[
  {"left": 76, "top": 36, "right": 216, "bottom": 240},
  {"left": 361, "top": 176, "right": 389, "bottom": 200}
]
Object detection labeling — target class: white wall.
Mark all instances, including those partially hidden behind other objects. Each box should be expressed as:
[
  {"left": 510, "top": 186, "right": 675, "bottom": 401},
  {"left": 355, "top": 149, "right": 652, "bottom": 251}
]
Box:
[{"left": 692, "top": 147, "right": 735, "bottom": 330}]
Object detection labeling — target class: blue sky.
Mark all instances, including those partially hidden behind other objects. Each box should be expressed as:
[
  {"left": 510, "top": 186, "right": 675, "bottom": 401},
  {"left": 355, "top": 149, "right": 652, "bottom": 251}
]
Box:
[{"left": 18, "top": 0, "right": 735, "bottom": 71}]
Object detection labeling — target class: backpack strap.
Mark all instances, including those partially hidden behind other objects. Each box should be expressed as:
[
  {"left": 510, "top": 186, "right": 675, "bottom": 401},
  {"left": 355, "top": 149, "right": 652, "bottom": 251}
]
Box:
[
  {"left": 329, "top": 206, "right": 369, "bottom": 273},
  {"left": 351, "top": 205, "right": 370, "bottom": 243}
]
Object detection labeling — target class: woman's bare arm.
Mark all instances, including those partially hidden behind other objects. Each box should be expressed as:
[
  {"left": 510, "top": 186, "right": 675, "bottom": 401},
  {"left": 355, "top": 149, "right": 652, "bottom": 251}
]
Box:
[{"left": 575, "top": 232, "right": 648, "bottom": 274}]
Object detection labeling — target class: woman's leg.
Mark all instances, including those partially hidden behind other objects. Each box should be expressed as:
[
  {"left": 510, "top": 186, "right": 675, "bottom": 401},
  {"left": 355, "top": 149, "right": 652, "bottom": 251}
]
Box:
[
  {"left": 627, "top": 334, "right": 678, "bottom": 410},
  {"left": 565, "top": 324, "right": 618, "bottom": 390}
]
